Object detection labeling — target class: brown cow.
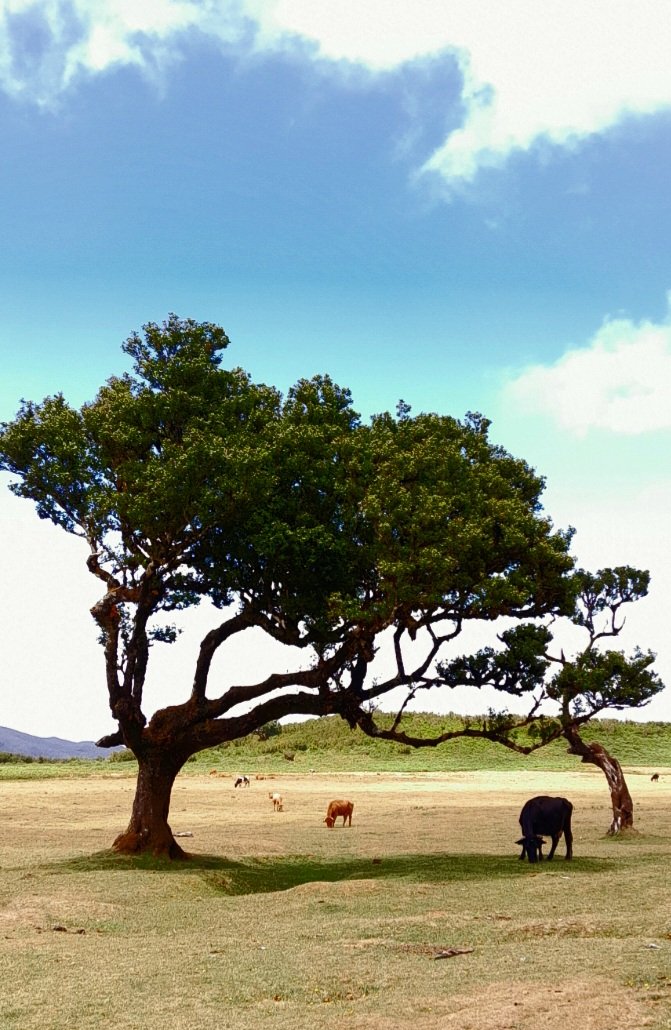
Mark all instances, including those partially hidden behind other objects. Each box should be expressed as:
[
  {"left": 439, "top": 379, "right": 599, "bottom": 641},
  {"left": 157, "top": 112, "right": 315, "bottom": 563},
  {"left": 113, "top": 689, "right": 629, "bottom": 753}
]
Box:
[{"left": 324, "top": 799, "right": 354, "bottom": 828}]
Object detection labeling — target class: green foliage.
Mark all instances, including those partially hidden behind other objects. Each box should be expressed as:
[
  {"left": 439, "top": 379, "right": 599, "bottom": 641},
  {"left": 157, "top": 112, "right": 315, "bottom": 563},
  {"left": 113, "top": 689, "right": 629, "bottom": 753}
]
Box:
[
  {"left": 437, "top": 565, "right": 665, "bottom": 747},
  {"left": 0, "top": 752, "right": 105, "bottom": 766},
  {"left": 525, "top": 716, "right": 562, "bottom": 744},
  {"left": 437, "top": 624, "right": 552, "bottom": 695},
  {"left": 572, "top": 567, "right": 650, "bottom": 634},
  {"left": 357, "top": 410, "right": 575, "bottom": 626},
  {"left": 0, "top": 317, "right": 575, "bottom": 643},
  {"left": 548, "top": 647, "right": 662, "bottom": 715}
]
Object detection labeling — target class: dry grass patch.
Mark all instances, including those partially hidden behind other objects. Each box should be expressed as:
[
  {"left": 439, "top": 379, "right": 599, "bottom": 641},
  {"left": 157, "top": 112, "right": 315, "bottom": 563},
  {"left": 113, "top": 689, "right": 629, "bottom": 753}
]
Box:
[{"left": 349, "top": 977, "right": 660, "bottom": 1029}]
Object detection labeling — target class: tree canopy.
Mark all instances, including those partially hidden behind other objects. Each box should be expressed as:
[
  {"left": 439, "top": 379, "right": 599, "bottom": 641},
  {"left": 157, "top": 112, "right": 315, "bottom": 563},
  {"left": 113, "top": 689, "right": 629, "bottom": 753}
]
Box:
[{"left": 0, "top": 316, "right": 663, "bottom": 854}]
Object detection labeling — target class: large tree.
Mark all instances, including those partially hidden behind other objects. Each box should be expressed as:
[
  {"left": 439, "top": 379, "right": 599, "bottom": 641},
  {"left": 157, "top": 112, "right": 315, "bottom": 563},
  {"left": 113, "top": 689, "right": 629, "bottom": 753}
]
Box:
[{"left": 0, "top": 317, "right": 662, "bottom": 856}]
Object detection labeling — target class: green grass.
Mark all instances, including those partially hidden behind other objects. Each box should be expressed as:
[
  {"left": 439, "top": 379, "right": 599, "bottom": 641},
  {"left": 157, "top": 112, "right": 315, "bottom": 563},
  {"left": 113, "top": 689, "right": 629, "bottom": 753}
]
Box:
[{"left": 1, "top": 711, "right": 669, "bottom": 780}]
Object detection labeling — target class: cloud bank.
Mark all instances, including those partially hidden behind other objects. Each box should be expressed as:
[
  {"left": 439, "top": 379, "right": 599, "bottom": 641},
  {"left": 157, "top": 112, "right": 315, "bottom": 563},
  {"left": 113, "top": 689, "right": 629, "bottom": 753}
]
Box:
[
  {"left": 2, "top": 1, "right": 671, "bottom": 186},
  {"left": 505, "top": 303, "right": 671, "bottom": 435}
]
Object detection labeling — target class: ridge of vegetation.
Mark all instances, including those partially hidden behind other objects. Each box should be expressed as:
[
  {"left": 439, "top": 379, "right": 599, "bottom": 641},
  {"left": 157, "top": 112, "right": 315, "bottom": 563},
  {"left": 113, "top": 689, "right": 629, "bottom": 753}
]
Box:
[
  {"left": 195, "top": 712, "right": 671, "bottom": 772},
  {"left": 1, "top": 712, "right": 669, "bottom": 778}
]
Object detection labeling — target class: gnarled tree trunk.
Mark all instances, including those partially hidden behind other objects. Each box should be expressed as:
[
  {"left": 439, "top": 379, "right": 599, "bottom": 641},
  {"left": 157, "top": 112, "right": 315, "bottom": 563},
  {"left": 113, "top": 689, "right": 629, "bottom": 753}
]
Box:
[
  {"left": 564, "top": 725, "right": 634, "bottom": 834},
  {"left": 113, "top": 749, "right": 189, "bottom": 859}
]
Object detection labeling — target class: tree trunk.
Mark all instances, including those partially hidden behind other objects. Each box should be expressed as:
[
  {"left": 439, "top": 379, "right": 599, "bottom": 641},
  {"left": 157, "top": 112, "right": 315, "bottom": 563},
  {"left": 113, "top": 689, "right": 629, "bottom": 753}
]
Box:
[
  {"left": 113, "top": 750, "right": 189, "bottom": 859},
  {"left": 564, "top": 725, "right": 634, "bottom": 834}
]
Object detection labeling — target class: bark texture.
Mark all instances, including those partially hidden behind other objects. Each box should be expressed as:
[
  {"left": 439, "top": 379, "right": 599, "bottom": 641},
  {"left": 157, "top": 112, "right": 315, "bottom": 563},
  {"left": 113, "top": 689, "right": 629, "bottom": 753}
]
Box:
[
  {"left": 564, "top": 725, "right": 634, "bottom": 834},
  {"left": 112, "top": 751, "right": 188, "bottom": 859}
]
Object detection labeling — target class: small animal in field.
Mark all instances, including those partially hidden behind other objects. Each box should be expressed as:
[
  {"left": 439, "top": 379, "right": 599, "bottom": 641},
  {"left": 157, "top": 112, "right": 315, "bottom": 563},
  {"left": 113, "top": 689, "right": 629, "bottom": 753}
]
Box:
[
  {"left": 651, "top": 773, "right": 660, "bottom": 782},
  {"left": 324, "top": 799, "right": 354, "bottom": 828},
  {"left": 269, "top": 791, "right": 283, "bottom": 811},
  {"left": 517, "top": 795, "right": 573, "bottom": 863},
  {"left": 234, "top": 775, "right": 250, "bottom": 788}
]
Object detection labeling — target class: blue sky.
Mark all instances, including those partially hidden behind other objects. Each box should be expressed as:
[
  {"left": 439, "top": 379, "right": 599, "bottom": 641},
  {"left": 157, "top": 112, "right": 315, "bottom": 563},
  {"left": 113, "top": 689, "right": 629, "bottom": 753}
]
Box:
[{"left": 1, "top": 0, "right": 670, "bottom": 740}]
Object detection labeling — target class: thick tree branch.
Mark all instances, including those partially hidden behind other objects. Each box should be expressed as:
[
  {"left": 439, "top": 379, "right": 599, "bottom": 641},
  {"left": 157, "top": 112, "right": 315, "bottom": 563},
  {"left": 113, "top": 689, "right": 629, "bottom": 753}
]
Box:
[
  {"left": 96, "top": 731, "right": 124, "bottom": 748},
  {"left": 191, "top": 610, "right": 257, "bottom": 701},
  {"left": 353, "top": 709, "right": 559, "bottom": 754}
]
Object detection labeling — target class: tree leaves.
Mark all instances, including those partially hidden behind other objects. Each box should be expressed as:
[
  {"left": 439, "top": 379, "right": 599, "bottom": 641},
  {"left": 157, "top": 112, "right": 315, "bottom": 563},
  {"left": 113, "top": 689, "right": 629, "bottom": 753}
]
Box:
[{"left": 548, "top": 646, "right": 661, "bottom": 715}]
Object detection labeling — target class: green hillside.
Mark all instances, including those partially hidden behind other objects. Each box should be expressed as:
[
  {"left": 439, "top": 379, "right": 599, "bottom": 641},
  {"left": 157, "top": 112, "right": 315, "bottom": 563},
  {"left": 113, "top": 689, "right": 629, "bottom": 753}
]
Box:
[
  {"left": 1, "top": 713, "right": 669, "bottom": 779},
  {"left": 191, "top": 712, "right": 671, "bottom": 774}
]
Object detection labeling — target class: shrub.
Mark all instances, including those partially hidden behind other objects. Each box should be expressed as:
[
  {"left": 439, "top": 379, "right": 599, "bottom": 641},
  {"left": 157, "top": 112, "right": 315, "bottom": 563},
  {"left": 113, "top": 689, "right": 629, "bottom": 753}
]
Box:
[
  {"left": 109, "top": 749, "right": 137, "bottom": 763},
  {"left": 256, "top": 721, "right": 282, "bottom": 741}
]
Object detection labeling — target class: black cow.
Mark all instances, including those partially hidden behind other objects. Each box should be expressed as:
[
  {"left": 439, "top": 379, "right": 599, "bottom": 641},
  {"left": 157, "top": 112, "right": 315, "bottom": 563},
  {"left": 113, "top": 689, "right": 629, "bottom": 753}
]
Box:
[{"left": 516, "top": 795, "right": 573, "bottom": 863}]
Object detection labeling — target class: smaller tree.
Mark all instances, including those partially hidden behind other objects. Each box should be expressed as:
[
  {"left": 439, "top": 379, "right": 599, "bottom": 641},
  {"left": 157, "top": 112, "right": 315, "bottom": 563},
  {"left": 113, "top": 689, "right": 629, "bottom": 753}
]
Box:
[
  {"left": 359, "top": 566, "right": 661, "bottom": 834},
  {"left": 548, "top": 568, "right": 658, "bottom": 833}
]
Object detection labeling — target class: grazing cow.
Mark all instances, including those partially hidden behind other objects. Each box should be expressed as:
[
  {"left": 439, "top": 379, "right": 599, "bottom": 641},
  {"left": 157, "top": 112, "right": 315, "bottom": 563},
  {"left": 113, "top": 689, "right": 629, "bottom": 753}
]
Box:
[
  {"left": 324, "top": 799, "right": 354, "bottom": 828},
  {"left": 269, "top": 792, "right": 283, "bottom": 811},
  {"left": 234, "top": 775, "right": 250, "bottom": 788},
  {"left": 516, "top": 795, "right": 573, "bottom": 863},
  {"left": 651, "top": 773, "right": 660, "bottom": 782}
]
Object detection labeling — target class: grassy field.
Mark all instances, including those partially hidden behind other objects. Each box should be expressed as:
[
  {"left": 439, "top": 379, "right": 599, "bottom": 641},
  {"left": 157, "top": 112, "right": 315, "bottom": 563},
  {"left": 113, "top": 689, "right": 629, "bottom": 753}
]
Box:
[{"left": 1, "top": 762, "right": 671, "bottom": 1029}]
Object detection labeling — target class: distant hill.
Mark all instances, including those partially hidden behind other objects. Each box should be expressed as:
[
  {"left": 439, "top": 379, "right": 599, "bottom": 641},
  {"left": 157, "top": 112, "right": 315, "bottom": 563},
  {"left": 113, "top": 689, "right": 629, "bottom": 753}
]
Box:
[{"left": 0, "top": 725, "right": 120, "bottom": 760}]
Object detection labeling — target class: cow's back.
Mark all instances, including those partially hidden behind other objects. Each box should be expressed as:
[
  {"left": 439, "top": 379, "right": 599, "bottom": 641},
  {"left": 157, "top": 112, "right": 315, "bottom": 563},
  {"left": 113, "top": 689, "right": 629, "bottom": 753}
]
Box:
[{"left": 520, "top": 795, "right": 572, "bottom": 834}]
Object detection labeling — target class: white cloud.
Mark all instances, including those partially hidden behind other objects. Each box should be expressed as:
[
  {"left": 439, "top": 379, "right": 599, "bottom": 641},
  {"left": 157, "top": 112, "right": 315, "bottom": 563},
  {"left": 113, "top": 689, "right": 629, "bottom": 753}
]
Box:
[
  {"left": 257, "top": 1, "right": 671, "bottom": 183},
  {"left": 505, "top": 307, "right": 671, "bottom": 435},
  {"left": 2, "top": 1, "right": 671, "bottom": 184},
  {"left": 246, "top": 0, "right": 450, "bottom": 69},
  {"left": 417, "top": 1, "right": 671, "bottom": 184}
]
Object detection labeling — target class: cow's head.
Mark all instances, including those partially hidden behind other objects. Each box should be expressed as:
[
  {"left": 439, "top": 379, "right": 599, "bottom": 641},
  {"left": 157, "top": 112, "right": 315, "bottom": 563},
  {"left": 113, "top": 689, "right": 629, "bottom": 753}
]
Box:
[
  {"left": 324, "top": 816, "right": 335, "bottom": 828},
  {"left": 516, "top": 835, "right": 545, "bottom": 863}
]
